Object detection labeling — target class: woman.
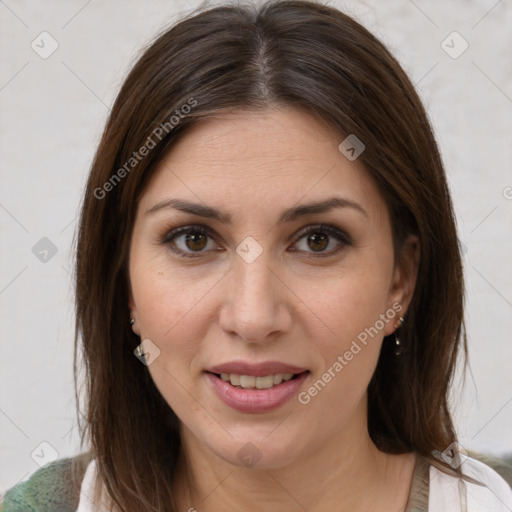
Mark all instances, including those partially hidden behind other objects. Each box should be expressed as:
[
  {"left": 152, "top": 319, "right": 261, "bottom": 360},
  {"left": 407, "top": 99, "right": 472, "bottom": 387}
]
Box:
[{"left": 2, "top": 1, "right": 511, "bottom": 511}]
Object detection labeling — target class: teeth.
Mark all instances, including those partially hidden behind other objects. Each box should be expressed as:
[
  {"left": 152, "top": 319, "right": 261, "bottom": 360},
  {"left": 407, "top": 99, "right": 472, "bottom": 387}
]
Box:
[
  {"left": 229, "top": 374, "right": 240, "bottom": 386},
  {"left": 255, "top": 375, "right": 274, "bottom": 389},
  {"left": 240, "top": 375, "right": 256, "bottom": 388},
  {"left": 219, "top": 373, "right": 296, "bottom": 389}
]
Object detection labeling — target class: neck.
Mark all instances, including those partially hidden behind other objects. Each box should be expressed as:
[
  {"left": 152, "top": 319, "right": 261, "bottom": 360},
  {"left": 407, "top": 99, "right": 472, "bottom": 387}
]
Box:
[{"left": 172, "top": 420, "right": 415, "bottom": 512}]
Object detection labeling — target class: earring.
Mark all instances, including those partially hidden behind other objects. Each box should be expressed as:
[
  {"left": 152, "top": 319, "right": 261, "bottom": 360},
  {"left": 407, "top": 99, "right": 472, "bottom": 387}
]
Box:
[
  {"left": 393, "top": 316, "right": 404, "bottom": 356},
  {"left": 130, "top": 318, "right": 135, "bottom": 326},
  {"left": 135, "top": 343, "right": 144, "bottom": 357}
]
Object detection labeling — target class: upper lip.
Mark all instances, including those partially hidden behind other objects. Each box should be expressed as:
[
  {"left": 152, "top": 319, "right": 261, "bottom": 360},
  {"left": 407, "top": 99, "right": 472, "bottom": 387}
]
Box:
[{"left": 206, "top": 360, "right": 309, "bottom": 377}]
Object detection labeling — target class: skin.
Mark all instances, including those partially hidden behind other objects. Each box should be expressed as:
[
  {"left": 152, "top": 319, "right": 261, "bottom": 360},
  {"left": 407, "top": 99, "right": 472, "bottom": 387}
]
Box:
[{"left": 128, "top": 106, "right": 420, "bottom": 512}]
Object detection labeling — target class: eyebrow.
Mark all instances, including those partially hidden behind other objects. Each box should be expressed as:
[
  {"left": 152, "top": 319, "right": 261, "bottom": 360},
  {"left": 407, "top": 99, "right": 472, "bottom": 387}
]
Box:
[{"left": 146, "top": 195, "right": 367, "bottom": 224}]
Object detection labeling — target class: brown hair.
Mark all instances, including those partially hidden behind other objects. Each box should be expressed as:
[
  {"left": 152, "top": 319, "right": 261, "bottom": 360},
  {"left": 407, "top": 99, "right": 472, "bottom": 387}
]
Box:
[{"left": 73, "top": 1, "right": 468, "bottom": 509}]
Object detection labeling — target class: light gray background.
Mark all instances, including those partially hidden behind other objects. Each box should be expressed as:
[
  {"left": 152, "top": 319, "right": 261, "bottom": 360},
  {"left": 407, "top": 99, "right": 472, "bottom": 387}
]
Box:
[{"left": 1, "top": 0, "right": 511, "bottom": 494}]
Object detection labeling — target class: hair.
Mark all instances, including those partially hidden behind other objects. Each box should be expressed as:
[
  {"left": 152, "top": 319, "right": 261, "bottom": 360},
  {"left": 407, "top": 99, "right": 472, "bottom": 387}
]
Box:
[{"left": 72, "top": 0, "right": 469, "bottom": 510}]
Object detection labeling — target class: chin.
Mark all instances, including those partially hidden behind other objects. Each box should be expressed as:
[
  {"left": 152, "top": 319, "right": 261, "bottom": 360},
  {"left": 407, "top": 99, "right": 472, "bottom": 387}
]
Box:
[{"left": 205, "top": 432, "right": 306, "bottom": 470}]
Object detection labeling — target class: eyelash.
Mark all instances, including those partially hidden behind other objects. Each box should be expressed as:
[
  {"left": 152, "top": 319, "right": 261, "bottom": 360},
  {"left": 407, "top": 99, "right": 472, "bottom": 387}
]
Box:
[{"left": 158, "top": 223, "right": 351, "bottom": 259}]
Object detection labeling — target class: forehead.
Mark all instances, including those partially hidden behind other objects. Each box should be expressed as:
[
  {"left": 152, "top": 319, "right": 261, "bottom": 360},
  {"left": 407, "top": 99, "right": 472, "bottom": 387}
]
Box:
[{"left": 139, "top": 107, "right": 387, "bottom": 224}]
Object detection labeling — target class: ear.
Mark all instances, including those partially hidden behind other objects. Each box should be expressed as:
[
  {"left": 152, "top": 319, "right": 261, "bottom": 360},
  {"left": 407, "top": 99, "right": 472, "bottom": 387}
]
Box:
[
  {"left": 128, "top": 287, "right": 140, "bottom": 336},
  {"left": 383, "top": 234, "right": 420, "bottom": 336}
]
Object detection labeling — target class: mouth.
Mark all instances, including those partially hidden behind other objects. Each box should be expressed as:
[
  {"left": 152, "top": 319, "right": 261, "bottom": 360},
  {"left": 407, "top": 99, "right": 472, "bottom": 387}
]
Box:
[{"left": 204, "top": 370, "right": 310, "bottom": 413}]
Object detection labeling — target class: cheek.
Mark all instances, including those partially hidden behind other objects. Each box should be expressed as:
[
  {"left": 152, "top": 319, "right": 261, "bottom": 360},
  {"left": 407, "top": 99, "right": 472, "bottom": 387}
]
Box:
[
  {"left": 305, "top": 267, "right": 391, "bottom": 345},
  {"left": 129, "top": 257, "right": 209, "bottom": 413},
  {"left": 301, "top": 266, "right": 392, "bottom": 402},
  {"left": 296, "top": 277, "right": 388, "bottom": 423},
  {"left": 130, "top": 250, "right": 215, "bottom": 342}
]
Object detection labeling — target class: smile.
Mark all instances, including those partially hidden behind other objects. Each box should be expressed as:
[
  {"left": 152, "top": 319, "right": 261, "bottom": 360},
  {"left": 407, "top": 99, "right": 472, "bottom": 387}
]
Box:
[{"left": 205, "top": 371, "right": 310, "bottom": 413}]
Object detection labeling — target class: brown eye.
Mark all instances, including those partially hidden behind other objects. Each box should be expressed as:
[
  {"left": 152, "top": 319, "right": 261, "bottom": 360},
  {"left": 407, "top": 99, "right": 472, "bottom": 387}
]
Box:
[
  {"left": 183, "top": 232, "right": 208, "bottom": 251},
  {"left": 292, "top": 225, "right": 350, "bottom": 257},
  {"left": 306, "top": 232, "right": 329, "bottom": 252},
  {"left": 162, "top": 225, "right": 218, "bottom": 258}
]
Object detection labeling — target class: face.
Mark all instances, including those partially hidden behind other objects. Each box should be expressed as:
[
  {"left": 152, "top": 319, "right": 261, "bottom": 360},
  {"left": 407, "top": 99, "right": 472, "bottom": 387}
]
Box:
[{"left": 128, "top": 106, "right": 418, "bottom": 470}]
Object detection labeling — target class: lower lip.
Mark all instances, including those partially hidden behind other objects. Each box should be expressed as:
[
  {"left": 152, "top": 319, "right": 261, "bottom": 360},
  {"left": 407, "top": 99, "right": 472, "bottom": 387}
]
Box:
[{"left": 205, "top": 371, "right": 309, "bottom": 413}]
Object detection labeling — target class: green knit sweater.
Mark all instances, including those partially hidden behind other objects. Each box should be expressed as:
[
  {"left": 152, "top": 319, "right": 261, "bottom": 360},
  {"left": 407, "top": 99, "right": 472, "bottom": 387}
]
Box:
[
  {"left": 0, "top": 451, "right": 92, "bottom": 512},
  {"left": 1, "top": 451, "right": 512, "bottom": 511}
]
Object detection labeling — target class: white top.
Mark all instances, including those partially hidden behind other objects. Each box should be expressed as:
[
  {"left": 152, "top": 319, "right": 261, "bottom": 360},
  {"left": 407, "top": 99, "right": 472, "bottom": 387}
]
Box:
[
  {"left": 76, "top": 454, "right": 512, "bottom": 511},
  {"left": 429, "top": 454, "right": 512, "bottom": 511},
  {"left": 75, "top": 459, "right": 111, "bottom": 512}
]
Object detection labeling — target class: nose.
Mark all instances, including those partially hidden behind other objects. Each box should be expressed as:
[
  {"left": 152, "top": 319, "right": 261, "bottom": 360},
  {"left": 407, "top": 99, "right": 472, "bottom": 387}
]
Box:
[{"left": 218, "top": 249, "right": 293, "bottom": 344}]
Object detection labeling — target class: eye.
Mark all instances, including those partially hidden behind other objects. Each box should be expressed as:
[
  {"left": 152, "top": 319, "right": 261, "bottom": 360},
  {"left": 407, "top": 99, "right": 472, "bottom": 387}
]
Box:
[
  {"left": 291, "top": 224, "right": 350, "bottom": 257},
  {"left": 159, "top": 224, "right": 350, "bottom": 258},
  {"left": 160, "top": 225, "right": 220, "bottom": 258}
]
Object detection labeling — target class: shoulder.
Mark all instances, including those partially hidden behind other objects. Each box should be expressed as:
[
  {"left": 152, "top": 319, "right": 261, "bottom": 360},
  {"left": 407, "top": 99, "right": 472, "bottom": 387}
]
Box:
[
  {"left": 0, "top": 451, "right": 93, "bottom": 512},
  {"left": 429, "top": 453, "right": 512, "bottom": 511}
]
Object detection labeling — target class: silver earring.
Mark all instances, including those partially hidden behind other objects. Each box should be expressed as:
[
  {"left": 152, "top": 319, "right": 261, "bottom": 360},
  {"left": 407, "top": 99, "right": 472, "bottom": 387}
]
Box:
[
  {"left": 393, "top": 316, "right": 404, "bottom": 356},
  {"left": 130, "top": 318, "right": 135, "bottom": 326}
]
